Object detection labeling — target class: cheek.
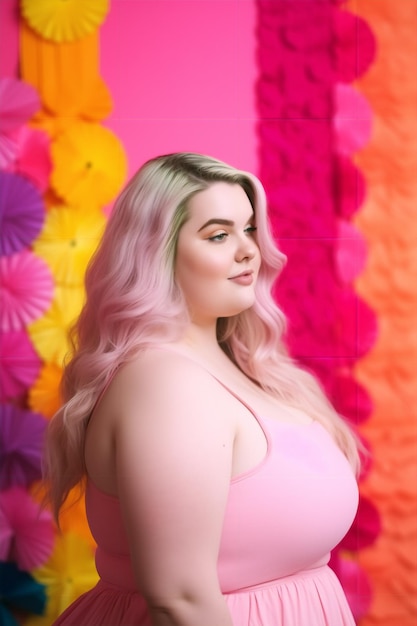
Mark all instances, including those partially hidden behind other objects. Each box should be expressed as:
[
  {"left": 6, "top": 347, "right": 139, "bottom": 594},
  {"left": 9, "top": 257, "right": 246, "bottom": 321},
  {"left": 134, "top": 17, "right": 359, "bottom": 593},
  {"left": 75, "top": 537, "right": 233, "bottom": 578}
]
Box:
[{"left": 177, "top": 246, "right": 227, "bottom": 280}]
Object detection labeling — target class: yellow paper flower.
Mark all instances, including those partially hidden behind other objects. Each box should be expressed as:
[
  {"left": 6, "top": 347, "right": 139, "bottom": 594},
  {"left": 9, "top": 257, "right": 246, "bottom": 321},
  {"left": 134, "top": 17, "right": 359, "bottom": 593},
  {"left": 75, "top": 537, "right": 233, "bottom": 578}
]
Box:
[
  {"left": 28, "top": 285, "right": 85, "bottom": 366},
  {"left": 33, "top": 205, "right": 106, "bottom": 286},
  {"left": 51, "top": 122, "right": 127, "bottom": 207},
  {"left": 28, "top": 532, "right": 98, "bottom": 626},
  {"left": 28, "top": 362, "right": 63, "bottom": 419},
  {"left": 21, "top": 0, "right": 109, "bottom": 43}
]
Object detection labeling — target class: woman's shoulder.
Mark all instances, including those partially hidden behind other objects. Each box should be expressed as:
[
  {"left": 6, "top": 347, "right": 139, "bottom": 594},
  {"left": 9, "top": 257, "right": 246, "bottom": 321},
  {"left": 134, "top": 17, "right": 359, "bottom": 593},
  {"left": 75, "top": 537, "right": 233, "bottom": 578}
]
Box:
[{"left": 108, "top": 346, "right": 219, "bottom": 408}]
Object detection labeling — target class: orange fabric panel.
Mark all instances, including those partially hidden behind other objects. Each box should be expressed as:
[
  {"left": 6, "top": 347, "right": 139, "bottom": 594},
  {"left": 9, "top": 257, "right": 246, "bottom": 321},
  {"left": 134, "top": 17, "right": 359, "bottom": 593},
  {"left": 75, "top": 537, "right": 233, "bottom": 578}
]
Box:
[
  {"left": 349, "top": 0, "right": 417, "bottom": 624},
  {"left": 20, "top": 22, "right": 112, "bottom": 123}
]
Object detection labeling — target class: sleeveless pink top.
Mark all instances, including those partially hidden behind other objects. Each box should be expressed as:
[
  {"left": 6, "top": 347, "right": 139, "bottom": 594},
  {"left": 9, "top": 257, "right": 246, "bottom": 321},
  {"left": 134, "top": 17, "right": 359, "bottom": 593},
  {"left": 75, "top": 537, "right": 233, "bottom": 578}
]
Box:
[{"left": 54, "top": 386, "right": 359, "bottom": 625}]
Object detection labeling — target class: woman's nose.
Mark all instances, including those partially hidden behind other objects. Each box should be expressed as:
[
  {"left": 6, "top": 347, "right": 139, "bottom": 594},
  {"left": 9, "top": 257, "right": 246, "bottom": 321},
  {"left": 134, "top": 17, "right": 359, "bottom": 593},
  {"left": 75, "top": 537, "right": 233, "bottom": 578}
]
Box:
[{"left": 235, "top": 235, "right": 258, "bottom": 262}]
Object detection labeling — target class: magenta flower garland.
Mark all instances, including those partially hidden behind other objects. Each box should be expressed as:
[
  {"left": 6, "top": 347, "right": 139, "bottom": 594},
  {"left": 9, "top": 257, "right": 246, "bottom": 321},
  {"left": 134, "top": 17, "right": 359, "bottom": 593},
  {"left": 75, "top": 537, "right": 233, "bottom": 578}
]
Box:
[{"left": 255, "top": 0, "right": 380, "bottom": 620}]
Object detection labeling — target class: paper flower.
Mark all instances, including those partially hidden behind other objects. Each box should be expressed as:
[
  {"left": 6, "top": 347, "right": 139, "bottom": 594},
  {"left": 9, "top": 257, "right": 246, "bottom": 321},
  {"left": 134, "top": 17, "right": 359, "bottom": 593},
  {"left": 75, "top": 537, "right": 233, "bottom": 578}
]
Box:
[
  {"left": 0, "top": 404, "right": 47, "bottom": 490},
  {"left": 340, "top": 494, "right": 382, "bottom": 552},
  {"left": 21, "top": 0, "right": 109, "bottom": 43},
  {"left": 7, "top": 126, "right": 52, "bottom": 193},
  {"left": 335, "top": 220, "right": 367, "bottom": 284},
  {"left": 0, "top": 562, "right": 46, "bottom": 625},
  {"left": 0, "top": 132, "right": 18, "bottom": 170},
  {"left": 0, "top": 251, "right": 54, "bottom": 332},
  {"left": 335, "top": 156, "right": 366, "bottom": 219},
  {"left": 331, "top": 374, "right": 373, "bottom": 426},
  {"left": 51, "top": 122, "right": 127, "bottom": 207},
  {"left": 335, "top": 10, "right": 376, "bottom": 83},
  {"left": 0, "top": 171, "right": 45, "bottom": 257},
  {"left": 0, "top": 77, "right": 40, "bottom": 135},
  {"left": 33, "top": 205, "right": 106, "bottom": 286},
  {"left": 330, "top": 553, "right": 373, "bottom": 622},
  {"left": 337, "top": 293, "right": 378, "bottom": 360},
  {"left": 31, "top": 532, "right": 98, "bottom": 622},
  {"left": 0, "top": 487, "right": 55, "bottom": 571},
  {"left": 28, "top": 286, "right": 85, "bottom": 366},
  {"left": 28, "top": 363, "right": 63, "bottom": 419},
  {"left": 334, "top": 84, "right": 373, "bottom": 156},
  {"left": 0, "top": 330, "right": 41, "bottom": 401},
  {"left": 0, "top": 77, "right": 41, "bottom": 169}
]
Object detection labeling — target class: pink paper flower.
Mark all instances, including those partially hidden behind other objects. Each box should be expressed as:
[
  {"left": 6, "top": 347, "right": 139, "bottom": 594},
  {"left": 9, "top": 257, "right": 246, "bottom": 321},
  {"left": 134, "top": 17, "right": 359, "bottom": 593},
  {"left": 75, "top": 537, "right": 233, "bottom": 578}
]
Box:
[
  {"left": 0, "top": 77, "right": 40, "bottom": 169},
  {"left": 0, "top": 250, "right": 54, "bottom": 332},
  {"left": 340, "top": 495, "right": 382, "bottom": 551},
  {"left": 335, "top": 10, "right": 376, "bottom": 83},
  {"left": 330, "top": 552, "right": 373, "bottom": 622},
  {"left": 0, "top": 78, "right": 40, "bottom": 134},
  {"left": 6, "top": 125, "right": 52, "bottom": 192},
  {"left": 0, "top": 330, "right": 41, "bottom": 401},
  {"left": 334, "top": 84, "right": 373, "bottom": 155},
  {"left": 336, "top": 220, "right": 367, "bottom": 284},
  {"left": 0, "top": 486, "right": 54, "bottom": 571}
]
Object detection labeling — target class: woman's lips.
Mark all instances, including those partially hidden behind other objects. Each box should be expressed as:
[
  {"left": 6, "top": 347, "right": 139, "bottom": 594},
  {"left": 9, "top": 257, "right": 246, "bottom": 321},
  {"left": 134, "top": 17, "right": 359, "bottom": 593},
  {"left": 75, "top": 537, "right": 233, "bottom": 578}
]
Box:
[{"left": 228, "top": 271, "right": 254, "bottom": 285}]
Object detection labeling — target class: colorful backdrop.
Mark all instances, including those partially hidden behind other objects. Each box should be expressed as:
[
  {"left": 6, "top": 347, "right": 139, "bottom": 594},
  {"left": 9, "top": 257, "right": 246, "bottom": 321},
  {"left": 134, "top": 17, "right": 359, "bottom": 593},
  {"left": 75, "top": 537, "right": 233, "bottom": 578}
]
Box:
[{"left": 0, "top": 1, "right": 416, "bottom": 625}]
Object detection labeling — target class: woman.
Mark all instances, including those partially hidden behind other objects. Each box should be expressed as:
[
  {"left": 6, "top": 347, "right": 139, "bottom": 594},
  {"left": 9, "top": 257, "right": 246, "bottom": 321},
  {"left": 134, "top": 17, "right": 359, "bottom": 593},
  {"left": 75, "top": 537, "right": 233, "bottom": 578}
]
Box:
[{"left": 45, "top": 153, "right": 360, "bottom": 626}]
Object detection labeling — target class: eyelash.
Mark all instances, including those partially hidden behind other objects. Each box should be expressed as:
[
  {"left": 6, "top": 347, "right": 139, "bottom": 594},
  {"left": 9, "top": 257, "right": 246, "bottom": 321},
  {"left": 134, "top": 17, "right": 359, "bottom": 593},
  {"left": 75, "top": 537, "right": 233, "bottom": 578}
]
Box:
[{"left": 208, "top": 226, "right": 257, "bottom": 242}]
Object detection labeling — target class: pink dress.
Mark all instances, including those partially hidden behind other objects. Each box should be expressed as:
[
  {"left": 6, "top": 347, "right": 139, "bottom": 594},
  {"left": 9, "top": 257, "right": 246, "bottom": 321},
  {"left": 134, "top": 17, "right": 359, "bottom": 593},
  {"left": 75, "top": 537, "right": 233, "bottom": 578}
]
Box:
[{"left": 54, "top": 396, "right": 359, "bottom": 625}]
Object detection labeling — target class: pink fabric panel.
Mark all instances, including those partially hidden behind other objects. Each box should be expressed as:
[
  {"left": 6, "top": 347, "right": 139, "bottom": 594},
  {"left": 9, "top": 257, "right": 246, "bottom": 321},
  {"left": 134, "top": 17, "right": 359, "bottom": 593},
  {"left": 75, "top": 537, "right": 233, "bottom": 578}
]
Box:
[
  {"left": 100, "top": 1, "right": 258, "bottom": 176},
  {"left": 0, "top": 0, "right": 19, "bottom": 78}
]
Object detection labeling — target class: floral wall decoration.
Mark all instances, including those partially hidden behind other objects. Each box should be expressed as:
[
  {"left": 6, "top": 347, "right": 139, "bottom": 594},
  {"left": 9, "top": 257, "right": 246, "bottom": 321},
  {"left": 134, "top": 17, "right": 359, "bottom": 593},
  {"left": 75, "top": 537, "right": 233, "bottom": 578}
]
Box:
[
  {"left": 255, "top": 0, "right": 381, "bottom": 622},
  {"left": 0, "top": 0, "right": 127, "bottom": 623},
  {"left": 0, "top": 0, "right": 415, "bottom": 624}
]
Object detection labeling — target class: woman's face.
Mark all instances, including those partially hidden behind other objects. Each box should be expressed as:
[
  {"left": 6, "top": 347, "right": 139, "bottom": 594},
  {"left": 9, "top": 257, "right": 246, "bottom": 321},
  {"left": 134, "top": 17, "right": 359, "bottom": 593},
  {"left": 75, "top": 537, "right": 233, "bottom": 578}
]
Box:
[{"left": 175, "top": 182, "right": 261, "bottom": 326}]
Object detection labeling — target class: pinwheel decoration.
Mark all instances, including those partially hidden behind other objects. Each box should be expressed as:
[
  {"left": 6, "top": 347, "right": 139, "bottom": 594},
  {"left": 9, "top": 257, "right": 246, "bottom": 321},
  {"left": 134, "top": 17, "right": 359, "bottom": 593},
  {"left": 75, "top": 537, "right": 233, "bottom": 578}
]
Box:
[
  {"left": 0, "top": 404, "right": 47, "bottom": 490},
  {"left": 51, "top": 121, "right": 127, "bottom": 207},
  {"left": 0, "top": 77, "right": 40, "bottom": 168},
  {"left": 21, "top": 0, "right": 110, "bottom": 43},
  {"left": 33, "top": 205, "right": 106, "bottom": 286},
  {"left": 0, "top": 487, "right": 54, "bottom": 571},
  {"left": 0, "top": 250, "right": 54, "bottom": 332},
  {"left": 28, "top": 285, "right": 85, "bottom": 366},
  {"left": 28, "top": 363, "right": 63, "bottom": 419},
  {"left": 30, "top": 533, "right": 99, "bottom": 623},
  {"left": 0, "top": 330, "right": 41, "bottom": 402},
  {"left": 0, "top": 171, "right": 45, "bottom": 257}
]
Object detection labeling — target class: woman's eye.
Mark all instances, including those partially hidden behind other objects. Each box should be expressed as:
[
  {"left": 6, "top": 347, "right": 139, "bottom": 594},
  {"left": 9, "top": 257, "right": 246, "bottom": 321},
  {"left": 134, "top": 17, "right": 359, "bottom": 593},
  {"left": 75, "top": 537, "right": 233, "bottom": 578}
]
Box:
[
  {"left": 245, "top": 226, "right": 257, "bottom": 235},
  {"left": 208, "top": 233, "right": 228, "bottom": 242}
]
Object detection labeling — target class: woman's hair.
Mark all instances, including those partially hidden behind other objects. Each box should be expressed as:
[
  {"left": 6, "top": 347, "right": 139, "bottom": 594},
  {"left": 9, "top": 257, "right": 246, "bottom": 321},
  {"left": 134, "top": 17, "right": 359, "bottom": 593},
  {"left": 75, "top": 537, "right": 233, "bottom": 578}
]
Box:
[{"left": 44, "top": 152, "right": 360, "bottom": 521}]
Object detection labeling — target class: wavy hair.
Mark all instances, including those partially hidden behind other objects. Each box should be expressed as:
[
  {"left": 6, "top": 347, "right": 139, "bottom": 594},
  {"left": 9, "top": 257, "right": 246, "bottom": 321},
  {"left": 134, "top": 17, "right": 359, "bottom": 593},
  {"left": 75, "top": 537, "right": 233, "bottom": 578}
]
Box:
[{"left": 44, "top": 152, "right": 360, "bottom": 521}]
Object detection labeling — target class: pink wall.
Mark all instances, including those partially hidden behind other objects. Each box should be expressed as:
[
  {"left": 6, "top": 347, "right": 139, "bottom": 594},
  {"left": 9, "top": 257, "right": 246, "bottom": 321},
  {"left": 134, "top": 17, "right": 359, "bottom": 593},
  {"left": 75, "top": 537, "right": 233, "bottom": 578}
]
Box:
[
  {"left": 100, "top": 0, "right": 258, "bottom": 177},
  {"left": 1, "top": 0, "right": 258, "bottom": 177}
]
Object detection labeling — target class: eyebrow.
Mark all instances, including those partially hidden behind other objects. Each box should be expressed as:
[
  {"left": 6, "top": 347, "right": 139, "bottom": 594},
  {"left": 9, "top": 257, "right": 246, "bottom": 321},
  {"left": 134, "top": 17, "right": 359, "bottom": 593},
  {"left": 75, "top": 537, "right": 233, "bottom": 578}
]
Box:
[
  {"left": 198, "top": 218, "right": 234, "bottom": 232},
  {"left": 197, "top": 214, "right": 255, "bottom": 232}
]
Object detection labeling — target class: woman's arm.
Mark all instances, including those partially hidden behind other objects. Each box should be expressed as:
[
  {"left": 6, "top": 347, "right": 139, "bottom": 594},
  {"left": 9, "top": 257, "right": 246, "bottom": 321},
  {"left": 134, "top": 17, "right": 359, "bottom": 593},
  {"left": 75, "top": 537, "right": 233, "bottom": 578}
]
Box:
[{"left": 112, "top": 351, "right": 235, "bottom": 626}]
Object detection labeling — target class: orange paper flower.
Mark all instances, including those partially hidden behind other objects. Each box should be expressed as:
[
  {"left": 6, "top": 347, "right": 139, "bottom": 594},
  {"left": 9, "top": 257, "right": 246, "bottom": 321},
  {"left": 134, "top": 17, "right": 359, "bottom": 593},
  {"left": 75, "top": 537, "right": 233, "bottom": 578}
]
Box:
[
  {"left": 51, "top": 122, "right": 127, "bottom": 207},
  {"left": 28, "top": 363, "right": 63, "bottom": 419}
]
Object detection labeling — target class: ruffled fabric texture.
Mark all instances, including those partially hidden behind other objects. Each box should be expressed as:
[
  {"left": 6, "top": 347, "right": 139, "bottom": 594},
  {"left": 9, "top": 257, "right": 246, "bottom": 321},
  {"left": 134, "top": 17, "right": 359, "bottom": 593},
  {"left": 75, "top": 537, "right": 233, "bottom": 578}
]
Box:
[{"left": 346, "top": 0, "right": 417, "bottom": 624}]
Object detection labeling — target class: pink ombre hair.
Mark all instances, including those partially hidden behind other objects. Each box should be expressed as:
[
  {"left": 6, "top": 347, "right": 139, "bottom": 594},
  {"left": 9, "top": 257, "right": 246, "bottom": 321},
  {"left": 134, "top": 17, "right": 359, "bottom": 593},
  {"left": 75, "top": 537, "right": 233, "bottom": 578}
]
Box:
[{"left": 44, "top": 153, "right": 360, "bottom": 521}]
